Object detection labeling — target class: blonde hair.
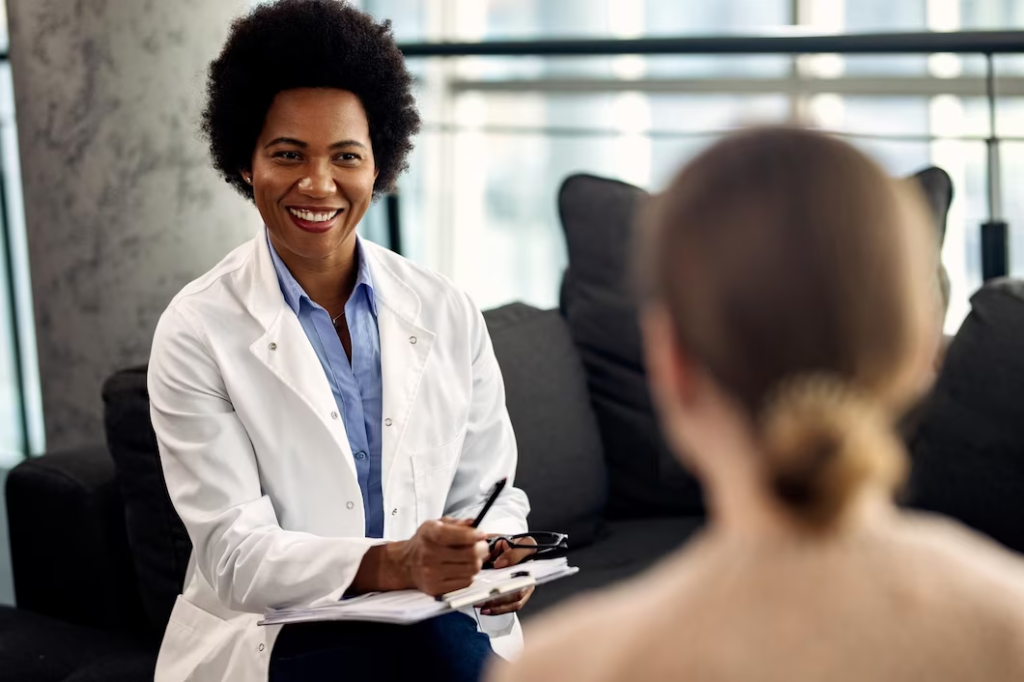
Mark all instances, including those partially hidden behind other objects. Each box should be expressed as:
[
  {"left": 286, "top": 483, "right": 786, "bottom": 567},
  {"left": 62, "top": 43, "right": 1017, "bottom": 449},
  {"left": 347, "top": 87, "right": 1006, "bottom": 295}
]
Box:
[
  {"left": 639, "top": 126, "right": 937, "bottom": 530},
  {"left": 760, "top": 375, "right": 908, "bottom": 527}
]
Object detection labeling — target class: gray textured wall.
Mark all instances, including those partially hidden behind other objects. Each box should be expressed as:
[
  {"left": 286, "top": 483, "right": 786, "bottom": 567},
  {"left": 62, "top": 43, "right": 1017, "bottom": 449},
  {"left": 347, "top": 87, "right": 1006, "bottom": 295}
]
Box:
[{"left": 8, "top": 0, "right": 259, "bottom": 450}]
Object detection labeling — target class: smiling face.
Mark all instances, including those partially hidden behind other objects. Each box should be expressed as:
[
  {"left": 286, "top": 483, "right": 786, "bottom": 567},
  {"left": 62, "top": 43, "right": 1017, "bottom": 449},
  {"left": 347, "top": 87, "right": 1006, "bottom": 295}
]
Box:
[{"left": 247, "top": 88, "right": 378, "bottom": 269}]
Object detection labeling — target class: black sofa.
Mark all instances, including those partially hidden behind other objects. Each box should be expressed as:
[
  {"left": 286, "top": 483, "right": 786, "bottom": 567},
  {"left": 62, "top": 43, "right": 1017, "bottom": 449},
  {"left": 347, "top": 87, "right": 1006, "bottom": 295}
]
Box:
[{"left": 7, "top": 169, "right": 1023, "bottom": 681}]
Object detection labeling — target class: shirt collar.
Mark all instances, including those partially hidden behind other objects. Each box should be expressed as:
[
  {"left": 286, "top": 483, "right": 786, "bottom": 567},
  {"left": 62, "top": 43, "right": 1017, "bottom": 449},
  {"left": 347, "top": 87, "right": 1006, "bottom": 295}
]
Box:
[{"left": 266, "top": 229, "right": 377, "bottom": 317}]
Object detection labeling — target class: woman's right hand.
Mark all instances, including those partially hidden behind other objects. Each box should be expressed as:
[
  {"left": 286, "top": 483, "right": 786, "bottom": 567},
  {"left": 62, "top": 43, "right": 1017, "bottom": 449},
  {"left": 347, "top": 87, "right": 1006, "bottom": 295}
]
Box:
[
  {"left": 351, "top": 518, "right": 489, "bottom": 596},
  {"left": 397, "top": 518, "right": 489, "bottom": 595}
]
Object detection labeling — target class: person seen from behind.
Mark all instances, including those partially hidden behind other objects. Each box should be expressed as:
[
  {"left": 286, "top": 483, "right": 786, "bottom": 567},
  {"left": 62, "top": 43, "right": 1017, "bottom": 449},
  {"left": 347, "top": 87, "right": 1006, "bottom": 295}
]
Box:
[{"left": 490, "top": 126, "right": 1024, "bottom": 682}]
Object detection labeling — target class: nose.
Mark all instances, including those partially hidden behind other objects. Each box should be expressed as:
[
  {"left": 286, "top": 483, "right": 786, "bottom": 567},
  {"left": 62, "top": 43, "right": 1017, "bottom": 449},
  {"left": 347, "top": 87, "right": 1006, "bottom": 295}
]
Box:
[{"left": 297, "top": 162, "right": 335, "bottom": 197}]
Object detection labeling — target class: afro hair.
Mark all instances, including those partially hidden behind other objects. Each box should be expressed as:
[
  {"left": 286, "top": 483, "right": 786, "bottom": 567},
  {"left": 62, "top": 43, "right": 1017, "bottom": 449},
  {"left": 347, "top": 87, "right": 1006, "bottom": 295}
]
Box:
[{"left": 202, "top": 0, "right": 421, "bottom": 201}]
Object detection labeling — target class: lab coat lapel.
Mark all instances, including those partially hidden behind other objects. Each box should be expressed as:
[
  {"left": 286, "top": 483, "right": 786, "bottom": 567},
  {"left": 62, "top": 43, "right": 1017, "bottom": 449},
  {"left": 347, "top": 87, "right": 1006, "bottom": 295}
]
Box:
[
  {"left": 364, "top": 247, "right": 435, "bottom": 493},
  {"left": 244, "top": 229, "right": 356, "bottom": 477}
]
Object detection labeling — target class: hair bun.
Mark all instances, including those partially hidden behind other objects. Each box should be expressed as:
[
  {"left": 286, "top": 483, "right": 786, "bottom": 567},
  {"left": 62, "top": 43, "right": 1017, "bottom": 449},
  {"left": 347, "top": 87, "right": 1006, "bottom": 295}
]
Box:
[{"left": 760, "top": 375, "right": 907, "bottom": 530}]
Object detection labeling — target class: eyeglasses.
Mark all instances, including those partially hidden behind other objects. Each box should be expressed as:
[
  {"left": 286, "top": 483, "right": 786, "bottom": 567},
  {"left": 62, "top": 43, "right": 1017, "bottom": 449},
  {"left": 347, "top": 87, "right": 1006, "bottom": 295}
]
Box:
[{"left": 487, "top": 532, "right": 569, "bottom": 560}]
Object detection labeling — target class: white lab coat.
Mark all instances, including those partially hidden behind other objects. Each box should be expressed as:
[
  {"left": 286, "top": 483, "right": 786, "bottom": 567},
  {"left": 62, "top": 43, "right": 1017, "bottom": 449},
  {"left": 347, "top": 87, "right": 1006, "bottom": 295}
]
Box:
[{"left": 148, "top": 229, "right": 530, "bottom": 681}]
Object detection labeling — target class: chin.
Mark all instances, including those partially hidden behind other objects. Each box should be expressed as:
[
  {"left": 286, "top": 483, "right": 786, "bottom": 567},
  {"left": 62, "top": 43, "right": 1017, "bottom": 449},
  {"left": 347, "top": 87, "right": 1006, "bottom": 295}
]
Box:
[{"left": 280, "top": 224, "right": 353, "bottom": 260}]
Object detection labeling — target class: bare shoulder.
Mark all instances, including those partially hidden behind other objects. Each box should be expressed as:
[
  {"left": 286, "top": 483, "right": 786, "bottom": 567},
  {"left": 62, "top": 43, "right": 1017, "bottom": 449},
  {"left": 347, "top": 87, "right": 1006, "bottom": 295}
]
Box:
[
  {"left": 488, "top": 589, "right": 643, "bottom": 682},
  {"left": 489, "top": 547, "right": 703, "bottom": 682},
  {"left": 893, "top": 512, "right": 1024, "bottom": 631},
  {"left": 898, "top": 513, "right": 1024, "bottom": 585}
]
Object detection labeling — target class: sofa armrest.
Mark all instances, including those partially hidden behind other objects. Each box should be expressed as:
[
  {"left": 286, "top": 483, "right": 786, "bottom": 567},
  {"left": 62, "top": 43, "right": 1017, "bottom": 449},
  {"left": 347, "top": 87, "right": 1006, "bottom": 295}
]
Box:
[{"left": 6, "top": 445, "right": 152, "bottom": 638}]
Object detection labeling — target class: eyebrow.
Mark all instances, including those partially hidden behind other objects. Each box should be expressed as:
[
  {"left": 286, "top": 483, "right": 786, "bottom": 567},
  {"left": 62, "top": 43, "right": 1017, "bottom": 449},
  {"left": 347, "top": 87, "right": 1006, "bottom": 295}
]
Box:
[{"left": 263, "top": 137, "right": 368, "bottom": 150}]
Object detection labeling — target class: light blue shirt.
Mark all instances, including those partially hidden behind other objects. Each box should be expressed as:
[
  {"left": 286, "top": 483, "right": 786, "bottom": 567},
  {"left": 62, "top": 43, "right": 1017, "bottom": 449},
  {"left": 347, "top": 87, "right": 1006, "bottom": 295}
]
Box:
[{"left": 268, "top": 232, "right": 384, "bottom": 538}]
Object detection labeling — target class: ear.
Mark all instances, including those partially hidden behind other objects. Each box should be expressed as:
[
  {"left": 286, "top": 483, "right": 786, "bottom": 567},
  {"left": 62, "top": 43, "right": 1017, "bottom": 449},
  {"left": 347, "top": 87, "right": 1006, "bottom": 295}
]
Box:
[
  {"left": 373, "top": 165, "right": 380, "bottom": 180},
  {"left": 239, "top": 168, "right": 253, "bottom": 186},
  {"left": 641, "top": 306, "right": 697, "bottom": 415},
  {"left": 642, "top": 305, "right": 709, "bottom": 465}
]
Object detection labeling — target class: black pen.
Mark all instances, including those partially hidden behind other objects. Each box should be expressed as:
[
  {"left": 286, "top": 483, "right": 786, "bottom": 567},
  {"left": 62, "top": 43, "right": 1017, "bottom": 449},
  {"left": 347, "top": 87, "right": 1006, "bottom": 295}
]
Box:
[{"left": 471, "top": 477, "right": 507, "bottom": 528}]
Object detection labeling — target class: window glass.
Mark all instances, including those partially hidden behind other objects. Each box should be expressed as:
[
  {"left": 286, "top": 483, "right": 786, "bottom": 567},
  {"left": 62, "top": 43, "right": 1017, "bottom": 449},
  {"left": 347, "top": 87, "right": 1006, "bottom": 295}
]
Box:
[
  {"left": 361, "top": 0, "right": 1024, "bottom": 335},
  {"left": 0, "top": 7, "right": 40, "bottom": 467}
]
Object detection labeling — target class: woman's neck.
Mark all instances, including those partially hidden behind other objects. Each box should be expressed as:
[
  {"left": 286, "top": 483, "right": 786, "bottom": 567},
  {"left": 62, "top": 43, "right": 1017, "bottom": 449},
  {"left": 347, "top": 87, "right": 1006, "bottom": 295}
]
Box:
[
  {"left": 702, "top": 455, "right": 796, "bottom": 541},
  {"left": 698, "top": 423, "right": 894, "bottom": 542},
  {"left": 273, "top": 234, "right": 359, "bottom": 318}
]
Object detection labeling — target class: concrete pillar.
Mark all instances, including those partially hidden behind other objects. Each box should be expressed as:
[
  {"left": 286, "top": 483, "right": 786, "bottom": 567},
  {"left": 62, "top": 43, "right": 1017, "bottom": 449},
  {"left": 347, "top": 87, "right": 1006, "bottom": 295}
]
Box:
[{"left": 7, "top": 0, "right": 259, "bottom": 450}]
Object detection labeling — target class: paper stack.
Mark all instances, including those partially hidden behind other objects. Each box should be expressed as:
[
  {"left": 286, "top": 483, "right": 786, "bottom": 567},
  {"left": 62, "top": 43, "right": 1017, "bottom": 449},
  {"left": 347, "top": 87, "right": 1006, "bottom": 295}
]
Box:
[{"left": 259, "top": 557, "right": 578, "bottom": 626}]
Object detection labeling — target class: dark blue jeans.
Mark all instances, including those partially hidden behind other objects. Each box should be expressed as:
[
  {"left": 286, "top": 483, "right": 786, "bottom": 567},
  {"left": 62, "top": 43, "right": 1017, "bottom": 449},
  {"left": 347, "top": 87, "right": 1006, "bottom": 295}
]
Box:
[{"left": 269, "top": 612, "right": 494, "bottom": 682}]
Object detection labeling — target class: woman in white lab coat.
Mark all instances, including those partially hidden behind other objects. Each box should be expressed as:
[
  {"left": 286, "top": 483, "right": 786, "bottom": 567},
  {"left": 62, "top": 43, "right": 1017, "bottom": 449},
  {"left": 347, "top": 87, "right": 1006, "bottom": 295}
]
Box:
[{"left": 149, "top": 2, "right": 533, "bottom": 680}]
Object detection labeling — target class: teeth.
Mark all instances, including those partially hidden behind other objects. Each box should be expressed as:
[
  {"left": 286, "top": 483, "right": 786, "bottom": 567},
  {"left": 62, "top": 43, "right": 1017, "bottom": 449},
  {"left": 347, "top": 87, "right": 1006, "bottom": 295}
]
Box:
[{"left": 289, "top": 208, "right": 340, "bottom": 223}]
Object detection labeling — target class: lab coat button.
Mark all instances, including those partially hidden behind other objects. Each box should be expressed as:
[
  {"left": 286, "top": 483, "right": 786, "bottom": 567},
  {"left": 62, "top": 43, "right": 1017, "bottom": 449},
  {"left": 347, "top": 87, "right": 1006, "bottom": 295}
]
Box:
[
  {"left": 331, "top": 411, "right": 339, "bottom": 420},
  {"left": 346, "top": 501, "right": 355, "bottom": 510},
  {"left": 384, "top": 418, "right": 393, "bottom": 427},
  {"left": 258, "top": 643, "right": 265, "bottom": 652},
  {"left": 268, "top": 342, "right": 277, "bottom": 351},
  {"left": 409, "top": 336, "right": 417, "bottom": 345},
  {"left": 392, "top": 508, "right": 398, "bottom": 516}
]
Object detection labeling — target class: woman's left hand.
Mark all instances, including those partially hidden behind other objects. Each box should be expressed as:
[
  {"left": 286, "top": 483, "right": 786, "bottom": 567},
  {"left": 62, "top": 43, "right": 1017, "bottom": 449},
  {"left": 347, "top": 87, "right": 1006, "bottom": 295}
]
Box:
[{"left": 477, "top": 535, "right": 537, "bottom": 616}]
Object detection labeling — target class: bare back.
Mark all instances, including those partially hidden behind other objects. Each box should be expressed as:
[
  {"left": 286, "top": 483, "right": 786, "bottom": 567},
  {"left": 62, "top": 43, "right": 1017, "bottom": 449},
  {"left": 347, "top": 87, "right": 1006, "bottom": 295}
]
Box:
[{"left": 492, "top": 512, "right": 1024, "bottom": 682}]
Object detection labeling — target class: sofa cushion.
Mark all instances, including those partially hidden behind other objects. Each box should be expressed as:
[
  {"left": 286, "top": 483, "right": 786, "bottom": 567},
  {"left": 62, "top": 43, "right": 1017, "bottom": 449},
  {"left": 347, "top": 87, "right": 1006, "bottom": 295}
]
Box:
[
  {"left": 0, "top": 605, "right": 156, "bottom": 682},
  {"left": 485, "top": 303, "right": 607, "bottom": 547},
  {"left": 908, "top": 279, "right": 1024, "bottom": 553},
  {"left": 102, "top": 367, "right": 191, "bottom": 637},
  {"left": 557, "top": 167, "right": 955, "bottom": 519}
]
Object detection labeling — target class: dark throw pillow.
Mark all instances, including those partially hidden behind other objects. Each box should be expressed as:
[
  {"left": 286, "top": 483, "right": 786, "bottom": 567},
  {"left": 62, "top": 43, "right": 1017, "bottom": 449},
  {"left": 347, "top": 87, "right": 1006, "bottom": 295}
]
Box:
[
  {"left": 909, "top": 166, "right": 954, "bottom": 317},
  {"left": 558, "top": 173, "right": 702, "bottom": 518},
  {"left": 908, "top": 279, "right": 1024, "bottom": 553},
  {"left": 910, "top": 165, "right": 952, "bottom": 246},
  {"left": 102, "top": 366, "right": 191, "bottom": 637},
  {"left": 485, "top": 303, "right": 607, "bottom": 547},
  {"left": 558, "top": 166, "right": 955, "bottom": 520}
]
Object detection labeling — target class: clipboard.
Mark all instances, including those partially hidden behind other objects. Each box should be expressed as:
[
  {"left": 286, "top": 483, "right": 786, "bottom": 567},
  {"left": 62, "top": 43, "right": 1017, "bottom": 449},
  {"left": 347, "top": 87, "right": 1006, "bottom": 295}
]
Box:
[
  {"left": 258, "top": 558, "right": 578, "bottom": 626},
  {"left": 443, "top": 574, "right": 537, "bottom": 610}
]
